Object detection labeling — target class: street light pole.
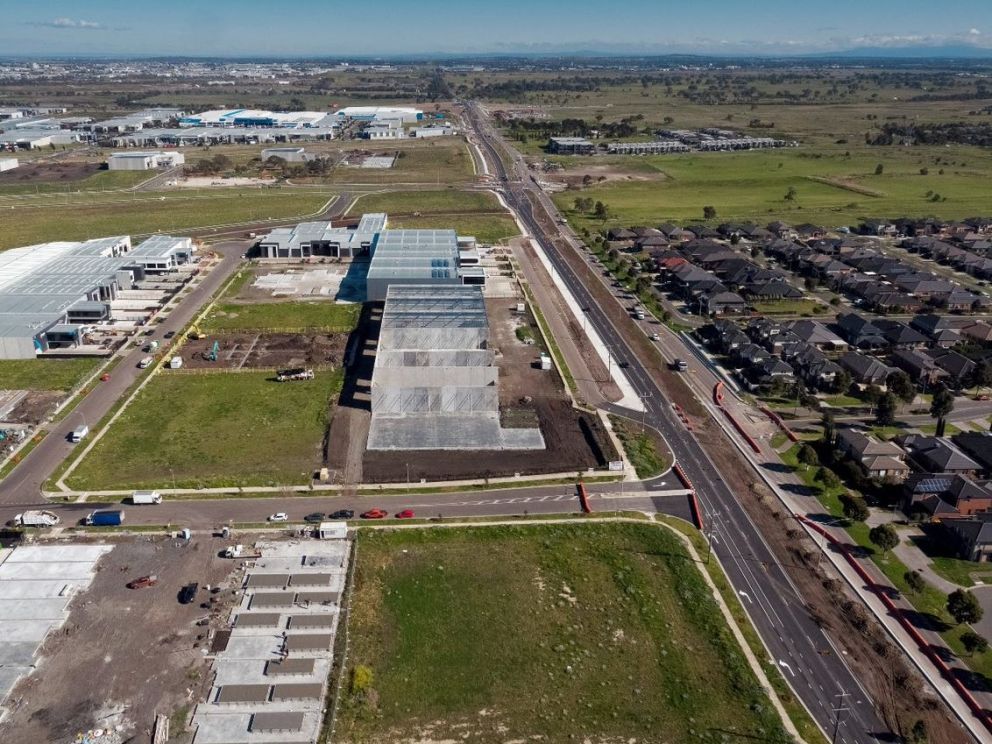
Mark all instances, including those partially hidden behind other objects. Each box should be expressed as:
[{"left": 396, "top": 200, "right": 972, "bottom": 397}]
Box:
[{"left": 830, "top": 692, "right": 850, "bottom": 744}]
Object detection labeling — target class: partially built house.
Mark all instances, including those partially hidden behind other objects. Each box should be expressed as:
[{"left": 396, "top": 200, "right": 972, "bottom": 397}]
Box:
[{"left": 366, "top": 285, "right": 545, "bottom": 451}]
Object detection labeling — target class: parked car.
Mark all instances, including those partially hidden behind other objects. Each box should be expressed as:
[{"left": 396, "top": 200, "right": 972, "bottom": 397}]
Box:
[
  {"left": 127, "top": 575, "right": 158, "bottom": 590},
  {"left": 395, "top": 509, "right": 415, "bottom": 519},
  {"left": 303, "top": 512, "right": 325, "bottom": 523},
  {"left": 671, "top": 359, "right": 689, "bottom": 372},
  {"left": 164, "top": 331, "right": 176, "bottom": 339},
  {"left": 330, "top": 509, "right": 355, "bottom": 520},
  {"left": 178, "top": 582, "right": 198, "bottom": 604},
  {"left": 268, "top": 512, "right": 288, "bottom": 522},
  {"left": 100, "top": 373, "right": 111, "bottom": 382},
  {"left": 650, "top": 333, "right": 661, "bottom": 341},
  {"left": 361, "top": 508, "right": 388, "bottom": 519}
]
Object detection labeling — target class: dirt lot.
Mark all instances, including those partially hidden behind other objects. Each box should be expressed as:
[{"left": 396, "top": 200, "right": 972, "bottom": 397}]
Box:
[
  {"left": 181, "top": 332, "right": 347, "bottom": 370},
  {"left": 544, "top": 161, "right": 666, "bottom": 189},
  {"left": 0, "top": 534, "right": 243, "bottom": 744},
  {"left": 0, "top": 161, "right": 101, "bottom": 185},
  {"left": 2, "top": 391, "right": 64, "bottom": 425}
]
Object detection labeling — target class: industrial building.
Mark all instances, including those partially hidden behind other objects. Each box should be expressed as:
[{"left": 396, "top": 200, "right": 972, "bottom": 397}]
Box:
[
  {"left": 0, "top": 235, "right": 194, "bottom": 358},
  {"left": 110, "top": 126, "right": 336, "bottom": 148},
  {"left": 256, "top": 214, "right": 484, "bottom": 300},
  {"left": 607, "top": 141, "right": 690, "bottom": 154},
  {"left": 333, "top": 106, "right": 423, "bottom": 123},
  {"left": 364, "top": 120, "right": 405, "bottom": 139},
  {"left": 410, "top": 124, "right": 455, "bottom": 138},
  {"left": 257, "top": 213, "right": 386, "bottom": 260},
  {"left": 261, "top": 146, "right": 307, "bottom": 163},
  {"left": 367, "top": 285, "right": 545, "bottom": 451},
  {"left": 548, "top": 137, "right": 596, "bottom": 155},
  {"left": 179, "top": 108, "right": 336, "bottom": 129},
  {"left": 89, "top": 108, "right": 184, "bottom": 134},
  {"left": 106, "top": 151, "right": 185, "bottom": 170}
]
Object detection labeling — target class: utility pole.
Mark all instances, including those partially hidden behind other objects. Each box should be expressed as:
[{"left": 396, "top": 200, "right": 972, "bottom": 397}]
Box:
[{"left": 830, "top": 692, "right": 850, "bottom": 744}]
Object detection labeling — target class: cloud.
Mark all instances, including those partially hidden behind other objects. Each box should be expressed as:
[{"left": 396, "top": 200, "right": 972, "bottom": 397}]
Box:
[
  {"left": 970, "top": 28, "right": 981, "bottom": 35},
  {"left": 35, "top": 17, "right": 105, "bottom": 30}
]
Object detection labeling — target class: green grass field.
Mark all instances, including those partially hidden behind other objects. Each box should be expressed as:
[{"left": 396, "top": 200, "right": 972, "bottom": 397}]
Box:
[
  {"left": 0, "top": 169, "right": 155, "bottom": 197},
  {"left": 553, "top": 146, "right": 992, "bottom": 229},
  {"left": 337, "top": 523, "right": 792, "bottom": 743},
  {"left": 201, "top": 301, "right": 360, "bottom": 334},
  {"left": 347, "top": 189, "right": 519, "bottom": 243},
  {"left": 0, "top": 358, "right": 102, "bottom": 391},
  {"left": 348, "top": 189, "right": 503, "bottom": 215},
  {"left": 0, "top": 189, "right": 335, "bottom": 250},
  {"left": 66, "top": 369, "right": 342, "bottom": 489}
]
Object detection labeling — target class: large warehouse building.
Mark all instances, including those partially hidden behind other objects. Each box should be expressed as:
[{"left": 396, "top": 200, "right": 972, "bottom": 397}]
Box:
[
  {"left": 367, "top": 285, "right": 545, "bottom": 451},
  {"left": 179, "top": 108, "right": 337, "bottom": 129},
  {"left": 107, "top": 151, "right": 185, "bottom": 170},
  {"left": 0, "top": 235, "right": 193, "bottom": 358},
  {"left": 332, "top": 106, "right": 423, "bottom": 123},
  {"left": 257, "top": 214, "right": 484, "bottom": 300}
]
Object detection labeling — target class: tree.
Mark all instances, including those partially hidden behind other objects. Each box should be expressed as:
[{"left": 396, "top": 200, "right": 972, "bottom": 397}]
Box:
[
  {"left": 930, "top": 385, "right": 955, "bottom": 438},
  {"left": 816, "top": 466, "right": 841, "bottom": 489},
  {"left": 593, "top": 201, "right": 609, "bottom": 220},
  {"left": 887, "top": 370, "right": 915, "bottom": 406},
  {"left": 868, "top": 523, "right": 899, "bottom": 553},
  {"left": 962, "top": 630, "right": 989, "bottom": 656},
  {"left": 797, "top": 443, "right": 820, "bottom": 469},
  {"left": 875, "top": 392, "right": 898, "bottom": 426},
  {"left": 703, "top": 205, "right": 717, "bottom": 220},
  {"left": 904, "top": 570, "right": 926, "bottom": 593},
  {"left": 972, "top": 360, "right": 992, "bottom": 393},
  {"left": 832, "top": 369, "right": 852, "bottom": 395},
  {"left": 784, "top": 186, "right": 797, "bottom": 201},
  {"left": 842, "top": 496, "right": 870, "bottom": 522},
  {"left": 908, "top": 720, "right": 928, "bottom": 744},
  {"left": 821, "top": 411, "right": 836, "bottom": 446},
  {"left": 874, "top": 163, "right": 884, "bottom": 175},
  {"left": 947, "top": 589, "right": 984, "bottom": 625}
]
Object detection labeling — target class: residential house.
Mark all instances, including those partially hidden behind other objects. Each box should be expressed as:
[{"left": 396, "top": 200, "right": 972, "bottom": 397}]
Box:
[
  {"left": 897, "top": 435, "right": 981, "bottom": 476},
  {"left": 953, "top": 433, "right": 992, "bottom": 478},
  {"left": 890, "top": 349, "right": 949, "bottom": 388},
  {"left": 943, "top": 519, "right": 992, "bottom": 562},
  {"left": 699, "top": 290, "right": 747, "bottom": 315},
  {"left": 838, "top": 351, "right": 894, "bottom": 386},
  {"left": 835, "top": 313, "right": 888, "bottom": 350},
  {"left": 835, "top": 428, "right": 911, "bottom": 481},
  {"left": 781, "top": 320, "right": 848, "bottom": 351},
  {"left": 873, "top": 319, "right": 928, "bottom": 350},
  {"left": 927, "top": 349, "right": 976, "bottom": 387},
  {"left": 903, "top": 473, "right": 992, "bottom": 519}
]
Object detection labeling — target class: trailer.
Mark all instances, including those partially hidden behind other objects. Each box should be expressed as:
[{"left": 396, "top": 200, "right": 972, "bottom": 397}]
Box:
[
  {"left": 131, "top": 490, "right": 162, "bottom": 505},
  {"left": 85, "top": 509, "right": 125, "bottom": 526},
  {"left": 14, "top": 510, "right": 60, "bottom": 527},
  {"left": 276, "top": 367, "right": 315, "bottom": 382}
]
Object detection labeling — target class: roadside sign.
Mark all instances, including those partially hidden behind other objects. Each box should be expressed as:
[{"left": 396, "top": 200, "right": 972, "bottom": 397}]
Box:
[{"left": 608, "top": 460, "right": 624, "bottom": 471}]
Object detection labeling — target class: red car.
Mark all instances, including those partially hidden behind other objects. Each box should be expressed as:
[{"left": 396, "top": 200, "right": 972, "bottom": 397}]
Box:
[
  {"left": 361, "top": 508, "right": 388, "bottom": 519},
  {"left": 100, "top": 373, "right": 111, "bottom": 382},
  {"left": 127, "top": 575, "right": 158, "bottom": 590},
  {"left": 395, "top": 509, "right": 415, "bottom": 519}
]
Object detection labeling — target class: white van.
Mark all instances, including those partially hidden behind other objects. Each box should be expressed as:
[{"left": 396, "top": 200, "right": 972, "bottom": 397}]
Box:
[
  {"left": 131, "top": 490, "right": 162, "bottom": 505},
  {"left": 70, "top": 425, "right": 89, "bottom": 443},
  {"left": 138, "top": 356, "right": 154, "bottom": 369}
]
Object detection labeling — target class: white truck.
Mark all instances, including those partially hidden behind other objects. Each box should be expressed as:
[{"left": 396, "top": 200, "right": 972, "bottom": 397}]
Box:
[
  {"left": 131, "top": 490, "right": 162, "bottom": 505},
  {"left": 138, "top": 356, "right": 154, "bottom": 369},
  {"left": 13, "top": 510, "right": 60, "bottom": 527},
  {"left": 70, "top": 425, "right": 89, "bottom": 443}
]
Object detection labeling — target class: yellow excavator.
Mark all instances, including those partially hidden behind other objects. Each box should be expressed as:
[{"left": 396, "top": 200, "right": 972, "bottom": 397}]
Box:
[{"left": 187, "top": 324, "right": 204, "bottom": 340}]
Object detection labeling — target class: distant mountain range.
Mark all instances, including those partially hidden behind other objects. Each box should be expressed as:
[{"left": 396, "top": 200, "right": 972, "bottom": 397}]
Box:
[{"left": 808, "top": 44, "right": 992, "bottom": 59}]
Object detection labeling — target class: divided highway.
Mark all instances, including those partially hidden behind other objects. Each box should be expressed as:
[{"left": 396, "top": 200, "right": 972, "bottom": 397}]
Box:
[{"left": 464, "top": 102, "right": 893, "bottom": 743}]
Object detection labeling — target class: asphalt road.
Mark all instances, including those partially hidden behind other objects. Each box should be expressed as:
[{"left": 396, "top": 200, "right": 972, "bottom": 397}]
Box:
[{"left": 463, "top": 101, "right": 892, "bottom": 743}]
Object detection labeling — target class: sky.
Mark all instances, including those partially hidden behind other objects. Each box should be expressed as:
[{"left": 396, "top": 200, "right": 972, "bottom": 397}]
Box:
[{"left": 1, "top": 0, "right": 991, "bottom": 57}]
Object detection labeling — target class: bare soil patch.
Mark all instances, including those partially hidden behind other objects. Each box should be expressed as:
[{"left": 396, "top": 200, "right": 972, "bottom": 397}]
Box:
[
  {"left": 181, "top": 332, "right": 347, "bottom": 370},
  {"left": 546, "top": 162, "right": 666, "bottom": 189},
  {"left": 0, "top": 535, "right": 242, "bottom": 744},
  {"left": 3, "top": 390, "right": 64, "bottom": 425},
  {"left": 0, "top": 161, "right": 101, "bottom": 185}
]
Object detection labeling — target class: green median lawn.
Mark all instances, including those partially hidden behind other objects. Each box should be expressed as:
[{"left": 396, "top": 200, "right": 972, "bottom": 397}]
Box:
[
  {"left": 66, "top": 369, "right": 342, "bottom": 490},
  {"left": 337, "top": 523, "right": 793, "bottom": 743}
]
